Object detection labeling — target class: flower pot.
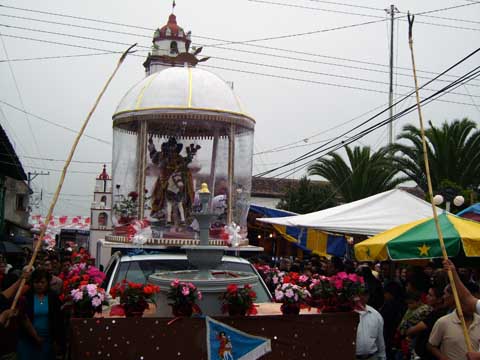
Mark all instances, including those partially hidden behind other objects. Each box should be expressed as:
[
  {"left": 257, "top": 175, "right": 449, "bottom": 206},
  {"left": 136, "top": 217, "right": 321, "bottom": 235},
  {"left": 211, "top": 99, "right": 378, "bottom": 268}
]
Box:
[
  {"left": 227, "top": 304, "right": 247, "bottom": 317},
  {"left": 124, "top": 304, "right": 146, "bottom": 318},
  {"left": 74, "top": 308, "right": 96, "bottom": 318},
  {"left": 171, "top": 303, "right": 193, "bottom": 317},
  {"left": 280, "top": 303, "right": 301, "bottom": 315}
]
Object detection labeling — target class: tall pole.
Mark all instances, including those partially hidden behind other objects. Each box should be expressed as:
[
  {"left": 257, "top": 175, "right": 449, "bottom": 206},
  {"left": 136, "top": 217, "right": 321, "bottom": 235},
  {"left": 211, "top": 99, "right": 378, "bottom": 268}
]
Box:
[
  {"left": 407, "top": 14, "right": 472, "bottom": 352},
  {"left": 386, "top": 4, "right": 398, "bottom": 144}
]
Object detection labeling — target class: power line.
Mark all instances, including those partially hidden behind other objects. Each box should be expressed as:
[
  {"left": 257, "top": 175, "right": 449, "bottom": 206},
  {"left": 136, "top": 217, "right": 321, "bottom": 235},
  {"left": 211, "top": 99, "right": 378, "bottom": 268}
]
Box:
[
  {"left": 254, "top": 48, "right": 480, "bottom": 177},
  {"left": 0, "top": 52, "right": 115, "bottom": 62},
  {"left": 204, "top": 64, "right": 477, "bottom": 106},
  {"left": 3, "top": 14, "right": 477, "bottom": 89},
  {"left": 2, "top": 31, "right": 477, "bottom": 107},
  {"left": 18, "top": 155, "right": 110, "bottom": 164},
  {"left": 2, "top": 6, "right": 479, "bottom": 85},
  {"left": 263, "top": 67, "right": 480, "bottom": 179},
  {"left": 247, "top": 0, "right": 480, "bottom": 31},
  {"left": 0, "top": 29, "right": 47, "bottom": 192},
  {"left": 0, "top": 99, "right": 112, "bottom": 144}
]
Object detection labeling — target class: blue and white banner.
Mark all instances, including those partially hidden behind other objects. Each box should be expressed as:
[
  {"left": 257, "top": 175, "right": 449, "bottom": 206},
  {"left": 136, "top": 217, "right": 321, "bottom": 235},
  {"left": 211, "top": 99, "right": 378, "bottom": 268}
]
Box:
[{"left": 206, "top": 316, "right": 271, "bottom": 360}]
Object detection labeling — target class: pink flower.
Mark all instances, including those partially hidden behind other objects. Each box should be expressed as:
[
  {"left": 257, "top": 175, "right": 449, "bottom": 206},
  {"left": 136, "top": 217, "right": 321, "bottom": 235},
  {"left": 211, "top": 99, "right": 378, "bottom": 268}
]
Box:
[
  {"left": 358, "top": 276, "right": 365, "bottom": 284},
  {"left": 71, "top": 288, "right": 83, "bottom": 301},
  {"left": 91, "top": 297, "right": 102, "bottom": 307},
  {"left": 334, "top": 279, "right": 343, "bottom": 289},
  {"left": 181, "top": 287, "right": 190, "bottom": 296},
  {"left": 272, "top": 276, "right": 279, "bottom": 284},
  {"left": 348, "top": 273, "right": 358, "bottom": 282},
  {"left": 86, "top": 284, "right": 98, "bottom": 297},
  {"left": 274, "top": 290, "right": 284, "bottom": 301},
  {"left": 337, "top": 272, "right": 348, "bottom": 280},
  {"left": 198, "top": 291, "right": 202, "bottom": 300},
  {"left": 299, "top": 275, "right": 309, "bottom": 283},
  {"left": 171, "top": 279, "right": 180, "bottom": 287},
  {"left": 285, "top": 289, "right": 294, "bottom": 298},
  {"left": 188, "top": 282, "right": 196, "bottom": 289}
]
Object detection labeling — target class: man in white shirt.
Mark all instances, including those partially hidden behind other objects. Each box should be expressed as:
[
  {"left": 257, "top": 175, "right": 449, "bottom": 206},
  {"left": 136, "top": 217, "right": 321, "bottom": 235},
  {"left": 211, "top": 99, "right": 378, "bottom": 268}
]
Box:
[
  {"left": 355, "top": 290, "right": 386, "bottom": 360},
  {"left": 443, "top": 259, "right": 480, "bottom": 360}
]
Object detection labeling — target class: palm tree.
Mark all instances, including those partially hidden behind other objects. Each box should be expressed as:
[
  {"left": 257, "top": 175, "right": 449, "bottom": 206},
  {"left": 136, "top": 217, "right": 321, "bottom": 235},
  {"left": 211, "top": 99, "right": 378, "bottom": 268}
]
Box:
[
  {"left": 307, "top": 145, "right": 405, "bottom": 203},
  {"left": 391, "top": 118, "right": 480, "bottom": 192}
]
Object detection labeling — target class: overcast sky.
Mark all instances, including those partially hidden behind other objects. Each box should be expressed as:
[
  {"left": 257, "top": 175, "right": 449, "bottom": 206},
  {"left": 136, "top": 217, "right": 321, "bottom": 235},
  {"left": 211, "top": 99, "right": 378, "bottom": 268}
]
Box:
[{"left": 0, "top": 0, "right": 478, "bottom": 216}]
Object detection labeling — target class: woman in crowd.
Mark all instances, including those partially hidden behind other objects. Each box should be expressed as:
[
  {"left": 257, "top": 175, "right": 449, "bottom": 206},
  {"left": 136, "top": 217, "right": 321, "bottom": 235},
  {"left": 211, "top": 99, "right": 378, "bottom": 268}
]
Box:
[{"left": 17, "top": 269, "right": 64, "bottom": 360}]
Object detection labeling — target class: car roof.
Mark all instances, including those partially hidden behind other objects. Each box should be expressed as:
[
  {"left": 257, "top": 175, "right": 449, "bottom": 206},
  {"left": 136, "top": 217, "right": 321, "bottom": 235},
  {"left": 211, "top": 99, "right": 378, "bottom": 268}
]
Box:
[{"left": 116, "top": 253, "right": 250, "bottom": 264}]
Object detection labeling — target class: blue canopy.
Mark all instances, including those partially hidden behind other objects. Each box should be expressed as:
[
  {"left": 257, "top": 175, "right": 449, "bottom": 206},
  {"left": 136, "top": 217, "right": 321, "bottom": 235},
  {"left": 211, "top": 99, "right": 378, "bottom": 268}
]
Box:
[{"left": 457, "top": 203, "right": 480, "bottom": 216}]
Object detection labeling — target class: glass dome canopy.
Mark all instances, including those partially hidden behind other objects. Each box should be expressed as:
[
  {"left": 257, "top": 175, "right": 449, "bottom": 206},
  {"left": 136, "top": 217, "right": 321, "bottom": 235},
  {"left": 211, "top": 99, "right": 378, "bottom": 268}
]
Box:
[{"left": 111, "top": 66, "right": 255, "bottom": 243}]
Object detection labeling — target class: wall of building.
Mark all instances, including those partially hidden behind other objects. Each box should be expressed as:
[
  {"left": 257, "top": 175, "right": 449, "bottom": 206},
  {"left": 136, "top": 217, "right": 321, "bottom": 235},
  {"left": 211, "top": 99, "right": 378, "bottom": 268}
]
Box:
[
  {"left": 250, "top": 196, "right": 280, "bottom": 209},
  {"left": 3, "top": 176, "right": 29, "bottom": 234}
]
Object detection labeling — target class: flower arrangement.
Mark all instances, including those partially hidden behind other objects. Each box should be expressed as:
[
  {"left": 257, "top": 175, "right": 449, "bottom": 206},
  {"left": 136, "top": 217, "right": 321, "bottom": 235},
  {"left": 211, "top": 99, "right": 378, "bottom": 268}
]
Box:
[
  {"left": 113, "top": 191, "right": 139, "bottom": 224},
  {"left": 71, "top": 283, "right": 107, "bottom": 318},
  {"left": 167, "top": 279, "right": 202, "bottom": 317},
  {"left": 109, "top": 280, "right": 160, "bottom": 317},
  {"left": 59, "top": 253, "right": 106, "bottom": 304},
  {"left": 309, "top": 272, "right": 365, "bottom": 312},
  {"left": 274, "top": 283, "right": 311, "bottom": 315},
  {"left": 220, "top": 284, "right": 257, "bottom": 316}
]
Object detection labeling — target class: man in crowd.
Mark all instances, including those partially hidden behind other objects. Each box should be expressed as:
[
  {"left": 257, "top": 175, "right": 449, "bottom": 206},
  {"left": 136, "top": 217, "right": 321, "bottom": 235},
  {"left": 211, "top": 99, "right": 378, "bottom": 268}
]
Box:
[
  {"left": 355, "top": 288, "right": 386, "bottom": 360},
  {"left": 443, "top": 259, "right": 480, "bottom": 360}
]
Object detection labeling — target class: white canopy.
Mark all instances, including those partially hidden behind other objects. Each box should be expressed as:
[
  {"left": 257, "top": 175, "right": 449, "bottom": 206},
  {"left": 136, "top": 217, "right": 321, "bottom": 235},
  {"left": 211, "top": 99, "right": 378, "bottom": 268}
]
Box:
[{"left": 258, "top": 189, "right": 443, "bottom": 236}]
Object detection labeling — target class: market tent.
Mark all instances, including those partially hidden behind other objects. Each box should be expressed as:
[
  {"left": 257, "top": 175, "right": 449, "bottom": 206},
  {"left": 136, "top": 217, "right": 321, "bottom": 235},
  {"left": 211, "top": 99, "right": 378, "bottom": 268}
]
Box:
[
  {"left": 457, "top": 203, "right": 480, "bottom": 222},
  {"left": 258, "top": 189, "right": 442, "bottom": 236},
  {"left": 250, "top": 204, "right": 346, "bottom": 257}
]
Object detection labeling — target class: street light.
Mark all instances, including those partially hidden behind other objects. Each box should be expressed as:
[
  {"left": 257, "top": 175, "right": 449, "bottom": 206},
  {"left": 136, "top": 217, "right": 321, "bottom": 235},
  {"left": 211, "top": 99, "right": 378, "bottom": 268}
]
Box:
[{"left": 433, "top": 193, "right": 464, "bottom": 212}]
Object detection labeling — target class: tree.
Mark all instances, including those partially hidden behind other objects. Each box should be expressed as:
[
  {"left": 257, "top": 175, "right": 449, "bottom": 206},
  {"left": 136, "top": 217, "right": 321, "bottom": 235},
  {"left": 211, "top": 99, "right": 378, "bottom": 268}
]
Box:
[
  {"left": 276, "top": 176, "right": 337, "bottom": 214},
  {"left": 391, "top": 118, "right": 480, "bottom": 193},
  {"left": 307, "top": 145, "right": 405, "bottom": 203}
]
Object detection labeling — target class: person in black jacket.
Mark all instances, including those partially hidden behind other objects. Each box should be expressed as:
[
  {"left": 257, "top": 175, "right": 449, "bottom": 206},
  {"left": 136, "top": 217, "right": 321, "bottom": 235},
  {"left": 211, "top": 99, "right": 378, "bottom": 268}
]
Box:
[
  {"left": 380, "top": 280, "right": 406, "bottom": 360},
  {"left": 17, "top": 269, "right": 64, "bottom": 360}
]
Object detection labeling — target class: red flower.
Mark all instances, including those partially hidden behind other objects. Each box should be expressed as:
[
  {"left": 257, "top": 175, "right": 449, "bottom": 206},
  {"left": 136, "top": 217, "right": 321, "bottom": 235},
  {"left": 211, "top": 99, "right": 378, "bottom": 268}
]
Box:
[
  {"left": 82, "top": 275, "right": 90, "bottom": 281},
  {"left": 226, "top": 284, "right": 238, "bottom": 293},
  {"left": 80, "top": 281, "right": 88, "bottom": 286}
]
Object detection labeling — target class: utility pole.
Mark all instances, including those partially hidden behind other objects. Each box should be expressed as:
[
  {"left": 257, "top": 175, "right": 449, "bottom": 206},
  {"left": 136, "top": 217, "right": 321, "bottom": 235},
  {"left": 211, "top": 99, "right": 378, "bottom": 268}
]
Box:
[
  {"left": 386, "top": 4, "right": 399, "bottom": 145},
  {"left": 27, "top": 171, "right": 49, "bottom": 209}
]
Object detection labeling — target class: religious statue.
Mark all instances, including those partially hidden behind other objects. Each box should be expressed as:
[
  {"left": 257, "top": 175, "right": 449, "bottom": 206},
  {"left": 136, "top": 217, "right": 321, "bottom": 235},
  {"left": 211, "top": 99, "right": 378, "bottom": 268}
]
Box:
[{"left": 148, "top": 136, "right": 201, "bottom": 225}]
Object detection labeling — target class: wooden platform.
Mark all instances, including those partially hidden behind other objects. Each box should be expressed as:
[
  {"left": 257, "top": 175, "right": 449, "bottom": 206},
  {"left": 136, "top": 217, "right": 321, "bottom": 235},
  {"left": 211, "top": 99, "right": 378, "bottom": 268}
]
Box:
[{"left": 71, "top": 312, "right": 359, "bottom": 359}]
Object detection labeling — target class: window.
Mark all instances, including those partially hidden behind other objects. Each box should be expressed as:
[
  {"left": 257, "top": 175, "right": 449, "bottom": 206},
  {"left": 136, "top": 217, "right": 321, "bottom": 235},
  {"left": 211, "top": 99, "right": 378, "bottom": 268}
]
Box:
[
  {"left": 98, "top": 212, "right": 108, "bottom": 227},
  {"left": 16, "top": 194, "right": 26, "bottom": 211},
  {"left": 170, "top": 41, "right": 178, "bottom": 55},
  {"left": 100, "top": 195, "right": 107, "bottom": 203}
]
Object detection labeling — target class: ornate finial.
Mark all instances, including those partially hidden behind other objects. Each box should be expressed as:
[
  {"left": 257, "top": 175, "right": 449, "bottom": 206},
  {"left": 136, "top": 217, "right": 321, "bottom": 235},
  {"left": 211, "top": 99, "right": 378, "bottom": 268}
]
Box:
[
  {"left": 172, "top": 0, "right": 176, "bottom": 13},
  {"left": 199, "top": 183, "right": 210, "bottom": 194}
]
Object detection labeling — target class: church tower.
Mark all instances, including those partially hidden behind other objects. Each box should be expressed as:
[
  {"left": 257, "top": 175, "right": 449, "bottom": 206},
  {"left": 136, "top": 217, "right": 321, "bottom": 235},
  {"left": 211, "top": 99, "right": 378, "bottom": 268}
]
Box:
[
  {"left": 89, "top": 165, "right": 113, "bottom": 257},
  {"left": 143, "top": 12, "right": 208, "bottom": 75}
]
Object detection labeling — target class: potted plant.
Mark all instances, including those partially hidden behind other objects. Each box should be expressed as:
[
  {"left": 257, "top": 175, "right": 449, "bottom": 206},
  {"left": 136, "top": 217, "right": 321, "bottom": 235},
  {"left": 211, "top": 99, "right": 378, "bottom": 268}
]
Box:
[
  {"left": 220, "top": 284, "right": 257, "bottom": 316},
  {"left": 109, "top": 280, "right": 160, "bottom": 317},
  {"left": 274, "top": 283, "right": 311, "bottom": 315},
  {"left": 167, "top": 279, "right": 202, "bottom": 317},
  {"left": 71, "top": 284, "right": 107, "bottom": 318},
  {"left": 309, "top": 272, "right": 365, "bottom": 312},
  {"left": 113, "top": 191, "right": 139, "bottom": 225}
]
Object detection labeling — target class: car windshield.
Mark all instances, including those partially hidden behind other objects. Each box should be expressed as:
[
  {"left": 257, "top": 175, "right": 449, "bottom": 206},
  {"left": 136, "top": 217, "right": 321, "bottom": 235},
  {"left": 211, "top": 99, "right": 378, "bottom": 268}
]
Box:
[{"left": 112, "top": 259, "right": 271, "bottom": 302}]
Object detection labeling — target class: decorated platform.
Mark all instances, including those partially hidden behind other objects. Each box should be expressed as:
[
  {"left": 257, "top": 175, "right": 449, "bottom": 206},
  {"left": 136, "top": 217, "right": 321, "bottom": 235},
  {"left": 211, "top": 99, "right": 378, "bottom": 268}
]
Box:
[{"left": 70, "top": 312, "right": 359, "bottom": 359}]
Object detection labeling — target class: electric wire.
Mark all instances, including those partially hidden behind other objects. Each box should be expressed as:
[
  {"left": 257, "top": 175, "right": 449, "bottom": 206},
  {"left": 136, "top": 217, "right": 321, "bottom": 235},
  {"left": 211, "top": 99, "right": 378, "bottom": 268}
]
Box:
[{"left": 254, "top": 49, "right": 480, "bottom": 177}]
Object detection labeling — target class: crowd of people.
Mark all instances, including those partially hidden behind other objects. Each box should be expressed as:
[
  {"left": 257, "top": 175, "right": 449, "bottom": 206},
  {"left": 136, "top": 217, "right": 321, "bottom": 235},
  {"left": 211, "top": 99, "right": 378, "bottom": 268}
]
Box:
[
  {"left": 253, "top": 255, "right": 480, "bottom": 360},
  {"left": 2, "top": 248, "right": 480, "bottom": 359},
  {"left": 0, "top": 249, "right": 83, "bottom": 360}
]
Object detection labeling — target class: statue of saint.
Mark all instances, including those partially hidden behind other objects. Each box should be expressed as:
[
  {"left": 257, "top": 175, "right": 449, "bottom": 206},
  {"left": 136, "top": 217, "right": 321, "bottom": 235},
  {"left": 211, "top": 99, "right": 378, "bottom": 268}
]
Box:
[{"left": 148, "top": 136, "right": 200, "bottom": 225}]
